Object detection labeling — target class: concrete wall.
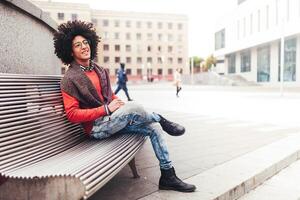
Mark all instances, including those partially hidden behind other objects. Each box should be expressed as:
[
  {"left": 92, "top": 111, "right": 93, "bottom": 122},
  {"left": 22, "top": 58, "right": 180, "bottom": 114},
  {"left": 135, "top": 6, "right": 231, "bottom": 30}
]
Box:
[{"left": 0, "top": 0, "right": 61, "bottom": 75}]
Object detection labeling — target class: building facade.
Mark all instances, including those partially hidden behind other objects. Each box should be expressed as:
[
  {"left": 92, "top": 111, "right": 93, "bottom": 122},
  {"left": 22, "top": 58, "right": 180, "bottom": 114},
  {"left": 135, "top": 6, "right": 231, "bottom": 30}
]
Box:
[
  {"left": 214, "top": 0, "right": 300, "bottom": 85},
  {"left": 31, "top": 0, "right": 189, "bottom": 81}
]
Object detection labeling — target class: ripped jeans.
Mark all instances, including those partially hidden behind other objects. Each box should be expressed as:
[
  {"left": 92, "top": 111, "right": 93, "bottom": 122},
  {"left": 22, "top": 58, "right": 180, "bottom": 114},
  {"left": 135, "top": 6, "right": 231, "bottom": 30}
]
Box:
[{"left": 90, "top": 102, "right": 172, "bottom": 170}]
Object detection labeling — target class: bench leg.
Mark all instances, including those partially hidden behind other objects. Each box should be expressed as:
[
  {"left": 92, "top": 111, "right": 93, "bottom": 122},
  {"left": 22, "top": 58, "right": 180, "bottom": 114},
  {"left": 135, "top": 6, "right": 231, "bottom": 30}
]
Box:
[{"left": 128, "top": 157, "right": 140, "bottom": 178}]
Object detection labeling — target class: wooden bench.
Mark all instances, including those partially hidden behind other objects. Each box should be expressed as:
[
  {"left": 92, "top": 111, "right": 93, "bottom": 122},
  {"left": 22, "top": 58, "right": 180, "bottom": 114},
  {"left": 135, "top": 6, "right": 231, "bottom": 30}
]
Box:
[{"left": 0, "top": 73, "right": 147, "bottom": 200}]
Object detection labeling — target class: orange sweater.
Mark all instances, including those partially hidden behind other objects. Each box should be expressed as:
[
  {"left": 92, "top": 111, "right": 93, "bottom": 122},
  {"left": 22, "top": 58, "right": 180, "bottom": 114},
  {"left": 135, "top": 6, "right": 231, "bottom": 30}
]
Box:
[{"left": 61, "top": 70, "right": 117, "bottom": 135}]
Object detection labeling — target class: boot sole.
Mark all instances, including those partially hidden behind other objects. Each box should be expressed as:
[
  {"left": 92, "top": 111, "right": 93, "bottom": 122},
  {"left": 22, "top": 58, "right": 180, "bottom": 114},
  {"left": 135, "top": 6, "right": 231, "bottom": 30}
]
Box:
[{"left": 159, "top": 185, "right": 196, "bottom": 192}]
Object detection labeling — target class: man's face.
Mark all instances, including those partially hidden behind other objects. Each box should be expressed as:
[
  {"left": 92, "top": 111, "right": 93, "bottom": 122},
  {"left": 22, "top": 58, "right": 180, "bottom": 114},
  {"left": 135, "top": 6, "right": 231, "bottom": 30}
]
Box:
[{"left": 72, "top": 35, "right": 91, "bottom": 62}]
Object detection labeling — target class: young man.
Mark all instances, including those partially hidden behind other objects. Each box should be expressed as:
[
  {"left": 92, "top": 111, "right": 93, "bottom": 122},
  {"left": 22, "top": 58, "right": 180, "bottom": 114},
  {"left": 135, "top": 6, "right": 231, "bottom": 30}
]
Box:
[
  {"left": 53, "top": 20, "right": 196, "bottom": 192},
  {"left": 114, "top": 63, "right": 133, "bottom": 101}
]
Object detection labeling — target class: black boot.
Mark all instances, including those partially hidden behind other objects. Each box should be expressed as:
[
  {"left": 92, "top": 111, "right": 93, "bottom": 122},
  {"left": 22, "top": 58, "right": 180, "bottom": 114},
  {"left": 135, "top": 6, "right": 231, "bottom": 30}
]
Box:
[
  {"left": 159, "top": 167, "right": 196, "bottom": 192},
  {"left": 158, "top": 114, "right": 185, "bottom": 136}
]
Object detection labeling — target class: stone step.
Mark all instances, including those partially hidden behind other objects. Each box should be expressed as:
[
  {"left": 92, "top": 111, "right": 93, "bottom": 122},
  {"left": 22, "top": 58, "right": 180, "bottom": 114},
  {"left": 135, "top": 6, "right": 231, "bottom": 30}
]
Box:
[{"left": 139, "top": 133, "right": 300, "bottom": 200}]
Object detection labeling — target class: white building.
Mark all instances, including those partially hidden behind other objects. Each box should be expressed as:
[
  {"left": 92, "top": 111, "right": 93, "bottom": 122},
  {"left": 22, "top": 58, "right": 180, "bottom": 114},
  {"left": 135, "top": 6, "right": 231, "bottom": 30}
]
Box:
[{"left": 214, "top": 0, "right": 300, "bottom": 85}]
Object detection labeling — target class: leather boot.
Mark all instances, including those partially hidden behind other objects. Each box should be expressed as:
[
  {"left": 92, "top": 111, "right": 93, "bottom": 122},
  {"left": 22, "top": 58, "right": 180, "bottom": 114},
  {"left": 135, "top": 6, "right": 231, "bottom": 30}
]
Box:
[
  {"left": 158, "top": 114, "right": 185, "bottom": 136},
  {"left": 159, "top": 167, "right": 196, "bottom": 192}
]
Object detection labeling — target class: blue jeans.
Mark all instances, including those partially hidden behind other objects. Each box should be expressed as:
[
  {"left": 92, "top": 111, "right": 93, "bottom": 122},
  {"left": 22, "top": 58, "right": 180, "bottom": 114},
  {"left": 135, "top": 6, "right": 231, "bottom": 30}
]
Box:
[{"left": 91, "top": 102, "right": 172, "bottom": 170}]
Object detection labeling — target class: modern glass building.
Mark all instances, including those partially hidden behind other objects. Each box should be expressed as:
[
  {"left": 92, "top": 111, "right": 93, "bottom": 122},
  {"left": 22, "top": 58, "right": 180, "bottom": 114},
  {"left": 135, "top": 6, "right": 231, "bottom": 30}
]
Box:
[{"left": 214, "top": 0, "right": 300, "bottom": 85}]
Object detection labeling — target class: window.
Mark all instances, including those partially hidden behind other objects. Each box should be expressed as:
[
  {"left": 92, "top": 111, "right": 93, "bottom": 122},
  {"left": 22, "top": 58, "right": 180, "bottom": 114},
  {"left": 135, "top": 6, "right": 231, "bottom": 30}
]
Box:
[
  {"left": 228, "top": 54, "right": 236, "bottom": 73},
  {"left": 115, "top": 57, "right": 120, "bottom": 63},
  {"left": 147, "top": 46, "right": 151, "bottom": 52},
  {"left": 257, "top": 10, "right": 261, "bottom": 32},
  {"left": 114, "top": 20, "right": 120, "bottom": 27},
  {"left": 178, "top": 58, "right": 183, "bottom": 64},
  {"left": 158, "top": 69, "right": 163, "bottom": 75},
  {"left": 243, "top": 17, "right": 246, "bottom": 37},
  {"left": 103, "top": 32, "right": 109, "bottom": 39},
  {"left": 126, "top": 45, "right": 131, "bottom": 52},
  {"left": 126, "top": 21, "right": 131, "bottom": 28},
  {"left": 280, "top": 38, "right": 297, "bottom": 81},
  {"left": 177, "top": 23, "right": 183, "bottom": 30},
  {"left": 137, "top": 45, "right": 142, "bottom": 53},
  {"left": 126, "top": 69, "right": 132, "bottom": 75},
  {"left": 91, "top": 18, "right": 97, "bottom": 26},
  {"left": 178, "top": 35, "right": 183, "bottom": 42},
  {"left": 157, "top": 22, "right": 163, "bottom": 29},
  {"left": 103, "top": 19, "right": 109, "bottom": 27},
  {"left": 136, "top": 21, "right": 141, "bottom": 28},
  {"left": 168, "top": 46, "right": 173, "bottom": 53},
  {"left": 103, "top": 44, "right": 109, "bottom": 51},
  {"left": 115, "top": 45, "right": 120, "bottom": 51},
  {"left": 237, "top": 20, "right": 240, "bottom": 40},
  {"left": 257, "top": 46, "right": 270, "bottom": 82},
  {"left": 287, "top": 0, "right": 290, "bottom": 21},
  {"left": 136, "top": 33, "right": 142, "bottom": 40},
  {"left": 168, "top": 22, "right": 173, "bottom": 29},
  {"left": 215, "top": 29, "right": 225, "bottom": 50},
  {"left": 158, "top": 57, "right": 163, "bottom": 64},
  {"left": 158, "top": 34, "right": 163, "bottom": 41},
  {"left": 147, "top": 33, "right": 152, "bottom": 40},
  {"left": 158, "top": 46, "right": 162, "bottom": 52},
  {"left": 168, "top": 57, "right": 173, "bottom": 64},
  {"left": 58, "top": 12, "right": 64, "bottom": 20},
  {"left": 147, "top": 57, "right": 152, "bottom": 63},
  {"left": 168, "top": 68, "right": 173, "bottom": 75},
  {"left": 71, "top": 14, "right": 78, "bottom": 21},
  {"left": 168, "top": 34, "right": 173, "bottom": 42},
  {"left": 126, "top": 33, "right": 131, "bottom": 40},
  {"left": 137, "top": 69, "right": 142, "bottom": 75},
  {"left": 266, "top": 5, "right": 269, "bottom": 29},
  {"left": 126, "top": 57, "right": 131, "bottom": 64},
  {"left": 104, "top": 56, "right": 109, "bottom": 63},
  {"left": 137, "top": 57, "right": 142, "bottom": 63},
  {"left": 147, "top": 21, "right": 152, "bottom": 28},
  {"left": 114, "top": 32, "right": 120, "bottom": 39},
  {"left": 240, "top": 50, "right": 251, "bottom": 72},
  {"left": 250, "top": 13, "right": 253, "bottom": 34}
]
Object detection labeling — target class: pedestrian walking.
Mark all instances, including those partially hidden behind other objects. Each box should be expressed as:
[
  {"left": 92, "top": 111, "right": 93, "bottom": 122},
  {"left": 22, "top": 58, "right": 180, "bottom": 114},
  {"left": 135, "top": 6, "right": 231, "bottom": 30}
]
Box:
[
  {"left": 114, "top": 63, "right": 133, "bottom": 101},
  {"left": 174, "top": 68, "right": 182, "bottom": 97}
]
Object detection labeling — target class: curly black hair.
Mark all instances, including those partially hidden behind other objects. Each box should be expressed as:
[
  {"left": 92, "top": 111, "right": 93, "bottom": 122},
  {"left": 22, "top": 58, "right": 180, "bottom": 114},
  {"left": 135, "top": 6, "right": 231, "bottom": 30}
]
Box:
[{"left": 53, "top": 20, "right": 100, "bottom": 65}]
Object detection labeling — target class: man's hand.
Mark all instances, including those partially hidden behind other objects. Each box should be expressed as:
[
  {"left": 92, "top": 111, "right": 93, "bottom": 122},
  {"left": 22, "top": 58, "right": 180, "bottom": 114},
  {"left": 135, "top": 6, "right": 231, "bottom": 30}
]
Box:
[{"left": 108, "top": 98, "right": 124, "bottom": 113}]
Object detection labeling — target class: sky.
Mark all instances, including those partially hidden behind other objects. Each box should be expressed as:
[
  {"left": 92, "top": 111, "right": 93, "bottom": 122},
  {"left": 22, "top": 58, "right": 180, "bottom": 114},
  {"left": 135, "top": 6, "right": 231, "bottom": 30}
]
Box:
[{"left": 54, "top": 0, "right": 237, "bottom": 57}]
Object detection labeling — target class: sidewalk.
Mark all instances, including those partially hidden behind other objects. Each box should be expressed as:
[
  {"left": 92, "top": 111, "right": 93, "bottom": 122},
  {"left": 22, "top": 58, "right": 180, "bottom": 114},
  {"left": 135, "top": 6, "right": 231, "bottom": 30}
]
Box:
[{"left": 89, "top": 84, "right": 300, "bottom": 200}]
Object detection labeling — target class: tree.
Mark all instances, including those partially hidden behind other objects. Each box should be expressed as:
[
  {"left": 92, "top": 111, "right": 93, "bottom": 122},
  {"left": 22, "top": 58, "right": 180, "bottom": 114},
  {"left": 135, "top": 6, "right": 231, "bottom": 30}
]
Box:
[
  {"left": 205, "top": 54, "right": 217, "bottom": 70},
  {"left": 189, "top": 56, "right": 204, "bottom": 73}
]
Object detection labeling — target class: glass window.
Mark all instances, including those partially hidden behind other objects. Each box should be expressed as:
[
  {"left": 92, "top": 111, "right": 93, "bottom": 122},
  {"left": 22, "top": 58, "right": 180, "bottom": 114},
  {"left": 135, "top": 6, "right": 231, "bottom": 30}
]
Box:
[
  {"left": 158, "top": 69, "right": 163, "bottom": 75},
  {"left": 147, "top": 33, "right": 152, "bottom": 40},
  {"left": 178, "top": 35, "right": 183, "bottom": 42},
  {"left": 126, "top": 69, "right": 132, "bottom": 75},
  {"left": 115, "top": 57, "right": 120, "bottom": 63},
  {"left": 158, "top": 34, "right": 163, "bottom": 41},
  {"left": 147, "top": 21, "right": 152, "bottom": 28},
  {"left": 168, "top": 34, "right": 173, "bottom": 42},
  {"left": 157, "top": 22, "right": 163, "bottom": 29},
  {"left": 126, "top": 45, "right": 131, "bottom": 52},
  {"left": 103, "top": 32, "right": 109, "bottom": 39},
  {"left": 147, "top": 57, "right": 152, "bottom": 63},
  {"left": 71, "top": 14, "right": 78, "bottom": 21},
  {"left": 279, "top": 38, "right": 297, "bottom": 81},
  {"left": 114, "top": 20, "right": 120, "bottom": 27},
  {"left": 136, "top": 33, "right": 142, "bottom": 40},
  {"left": 126, "top": 57, "right": 131, "bottom": 64},
  {"left": 147, "top": 46, "right": 151, "bottom": 52},
  {"left": 92, "top": 18, "right": 98, "bottom": 26},
  {"left": 115, "top": 45, "right": 120, "bottom": 51},
  {"left": 240, "top": 50, "right": 251, "bottom": 72},
  {"left": 126, "top": 21, "right": 131, "bottom": 28},
  {"left": 257, "top": 10, "right": 261, "bottom": 32},
  {"left": 137, "top": 57, "right": 142, "bottom": 63},
  {"left": 136, "top": 21, "right": 141, "bottom": 28},
  {"left": 168, "top": 46, "right": 173, "bottom": 53},
  {"left": 168, "top": 57, "right": 173, "bottom": 64},
  {"left": 104, "top": 56, "right": 109, "bottom": 63},
  {"left": 58, "top": 12, "right": 64, "bottom": 20},
  {"left": 257, "top": 46, "right": 270, "bottom": 82},
  {"left": 168, "top": 22, "right": 173, "bottom": 29},
  {"left": 137, "top": 69, "right": 142, "bottom": 75},
  {"left": 177, "top": 23, "right": 183, "bottom": 30},
  {"left": 178, "top": 58, "right": 183, "bottom": 64},
  {"left": 228, "top": 54, "right": 236, "bottom": 74},
  {"left": 158, "top": 57, "right": 163, "bottom": 64},
  {"left": 168, "top": 68, "right": 173, "bottom": 75},
  {"left": 103, "top": 19, "right": 109, "bottom": 27},
  {"left": 103, "top": 44, "right": 109, "bottom": 51},
  {"left": 215, "top": 29, "right": 225, "bottom": 50},
  {"left": 114, "top": 32, "right": 119, "bottom": 39},
  {"left": 126, "top": 33, "right": 131, "bottom": 40},
  {"left": 158, "top": 46, "right": 162, "bottom": 52}
]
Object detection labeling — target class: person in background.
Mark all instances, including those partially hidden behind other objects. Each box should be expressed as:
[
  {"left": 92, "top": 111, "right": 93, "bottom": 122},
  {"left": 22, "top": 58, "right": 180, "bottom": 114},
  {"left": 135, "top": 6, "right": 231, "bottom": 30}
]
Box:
[
  {"left": 174, "top": 68, "right": 182, "bottom": 97},
  {"left": 114, "top": 63, "right": 133, "bottom": 101},
  {"left": 54, "top": 20, "right": 196, "bottom": 193}
]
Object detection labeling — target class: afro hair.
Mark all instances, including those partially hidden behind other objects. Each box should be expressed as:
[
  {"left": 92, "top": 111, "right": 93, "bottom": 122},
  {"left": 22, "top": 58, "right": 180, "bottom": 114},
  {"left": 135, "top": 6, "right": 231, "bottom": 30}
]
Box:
[{"left": 53, "top": 20, "right": 100, "bottom": 65}]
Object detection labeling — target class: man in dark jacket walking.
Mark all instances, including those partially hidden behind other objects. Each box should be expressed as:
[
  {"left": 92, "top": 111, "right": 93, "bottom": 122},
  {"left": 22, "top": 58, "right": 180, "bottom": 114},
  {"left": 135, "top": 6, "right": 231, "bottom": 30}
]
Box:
[{"left": 114, "top": 63, "right": 132, "bottom": 101}]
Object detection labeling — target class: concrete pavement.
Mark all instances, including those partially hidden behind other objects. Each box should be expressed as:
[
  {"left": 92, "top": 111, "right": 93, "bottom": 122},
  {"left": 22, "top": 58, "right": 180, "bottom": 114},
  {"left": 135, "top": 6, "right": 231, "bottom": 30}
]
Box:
[{"left": 89, "top": 84, "right": 300, "bottom": 200}]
